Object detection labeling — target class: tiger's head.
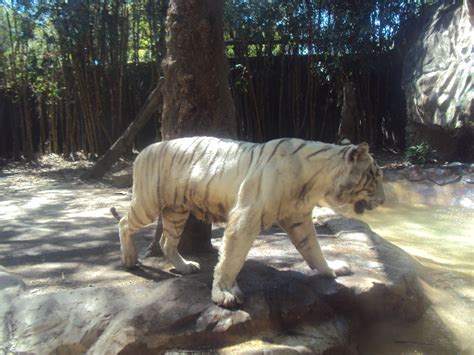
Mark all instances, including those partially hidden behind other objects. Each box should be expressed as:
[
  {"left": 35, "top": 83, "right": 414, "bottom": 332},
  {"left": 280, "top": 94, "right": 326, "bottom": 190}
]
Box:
[{"left": 332, "top": 142, "right": 385, "bottom": 215}]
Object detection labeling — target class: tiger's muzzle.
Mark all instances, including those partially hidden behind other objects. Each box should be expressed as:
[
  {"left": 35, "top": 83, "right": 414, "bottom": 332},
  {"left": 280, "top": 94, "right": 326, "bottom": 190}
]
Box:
[
  {"left": 354, "top": 197, "right": 384, "bottom": 214},
  {"left": 354, "top": 200, "right": 367, "bottom": 214}
]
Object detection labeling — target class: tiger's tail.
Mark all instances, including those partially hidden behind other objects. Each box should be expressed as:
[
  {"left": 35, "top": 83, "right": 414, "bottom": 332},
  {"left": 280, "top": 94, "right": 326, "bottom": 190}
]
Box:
[{"left": 110, "top": 207, "right": 122, "bottom": 221}]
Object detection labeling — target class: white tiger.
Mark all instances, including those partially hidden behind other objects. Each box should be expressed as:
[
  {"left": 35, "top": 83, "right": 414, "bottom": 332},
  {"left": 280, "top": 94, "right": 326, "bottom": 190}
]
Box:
[{"left": 113, "top": 137, "right": 384, "bottom": 307}]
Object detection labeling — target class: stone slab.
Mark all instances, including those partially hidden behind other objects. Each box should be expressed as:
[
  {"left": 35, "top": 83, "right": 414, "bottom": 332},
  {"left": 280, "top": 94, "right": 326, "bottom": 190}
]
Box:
[{"left": 1, "top": 213, "right": 428, "bottom": 354}]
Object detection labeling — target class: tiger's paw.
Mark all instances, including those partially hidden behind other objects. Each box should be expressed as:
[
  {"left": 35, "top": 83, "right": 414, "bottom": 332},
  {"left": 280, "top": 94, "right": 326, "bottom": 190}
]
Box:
[
  {"left": 328, "top": 260, "right": 352, "bottom": 276},
  {"left": 176, "top": 260, "right": 201, "bottom": 275},
  {"left": 119, "top": 230, "right": 138, "bottom": 269},
  {"left": 121, "top": 247, "right": 138, "bottom": 269},
  {"left": 316, "top": 260, "right": 351, "bottom": 278},
  {"left": 318, "top": 267, "right": 337, "bottom": 278},
  {"left": 212, "top": 283, "right": 245, "bottom": 308}
]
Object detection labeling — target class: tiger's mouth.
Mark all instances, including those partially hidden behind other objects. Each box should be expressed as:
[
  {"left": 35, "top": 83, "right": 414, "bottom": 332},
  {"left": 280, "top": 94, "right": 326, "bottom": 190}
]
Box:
[
  {"left": 354, "top": 200, "right": 380, "bottom": 214},
  {"left": 354, "top": 200, "right": 368, "bottom": 214}
]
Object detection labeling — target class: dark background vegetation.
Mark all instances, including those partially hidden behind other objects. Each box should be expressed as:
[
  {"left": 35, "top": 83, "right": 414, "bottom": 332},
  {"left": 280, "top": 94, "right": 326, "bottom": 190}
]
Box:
[{"left": 0, "top": 0, "right": 431, "bottom": 159}]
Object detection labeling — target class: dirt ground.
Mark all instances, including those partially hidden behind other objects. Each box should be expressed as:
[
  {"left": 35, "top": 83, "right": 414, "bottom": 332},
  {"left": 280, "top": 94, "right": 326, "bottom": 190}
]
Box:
[{"left": 0, "top": 155, "right": 161, "bottom": 294}]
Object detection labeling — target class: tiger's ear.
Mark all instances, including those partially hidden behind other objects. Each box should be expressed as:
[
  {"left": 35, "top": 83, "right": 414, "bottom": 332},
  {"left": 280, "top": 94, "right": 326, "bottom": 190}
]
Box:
[
  {"left": 348, "top": 142, "right": 370, "bottom": 162},
  {"left": 340, "top": 138, "right": 352, "bottom": 145}
]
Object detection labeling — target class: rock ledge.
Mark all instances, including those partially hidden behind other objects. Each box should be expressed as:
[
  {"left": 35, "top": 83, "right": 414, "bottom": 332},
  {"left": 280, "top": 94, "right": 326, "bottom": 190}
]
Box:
[{"left": 1, "top": 213, "right": 428, "bottom": 354}]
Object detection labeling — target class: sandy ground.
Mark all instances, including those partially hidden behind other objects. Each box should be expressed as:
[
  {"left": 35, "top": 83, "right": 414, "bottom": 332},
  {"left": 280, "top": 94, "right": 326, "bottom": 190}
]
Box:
[{"left": 0, "top": 156, "right": 160, "bottom": 294}]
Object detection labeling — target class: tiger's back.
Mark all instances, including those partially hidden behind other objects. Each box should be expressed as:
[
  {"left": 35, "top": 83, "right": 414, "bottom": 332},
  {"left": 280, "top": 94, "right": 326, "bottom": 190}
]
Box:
[{"left": 131, "top": 137, "right": 255, "bottom": 226}]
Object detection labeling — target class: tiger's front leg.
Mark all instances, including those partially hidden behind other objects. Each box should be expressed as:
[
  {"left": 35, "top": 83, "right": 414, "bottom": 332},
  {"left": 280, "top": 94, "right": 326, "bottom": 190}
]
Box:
[
  {"left": 279, "top": 214, "right": 351, "bottom": 277},
  {"left": 212, "top": 207, "right": 260, "bottom": 308}
]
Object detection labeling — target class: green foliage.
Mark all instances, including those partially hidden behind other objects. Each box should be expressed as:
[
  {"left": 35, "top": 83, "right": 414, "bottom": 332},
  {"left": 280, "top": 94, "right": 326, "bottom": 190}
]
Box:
[
  {"left": 222, "top": 0, "right": 427, "bottom": 90},
  {"left": 0, "top": 0, "right": 165, "bottom": 95},
  {"left": 0, "top": 0, "right": 429, "bottom": 155},
  {"left": 405, "top": 142, "right": 432, "bottom": 165},
  {"left": 0, "top": 0, "right": 428, "bottom": 100},
  {"left": 224, "top": 0, "right": 425, "bottom": 58},
  {"left": 231, "top": 63, "right": 250, "bottom": 94}
]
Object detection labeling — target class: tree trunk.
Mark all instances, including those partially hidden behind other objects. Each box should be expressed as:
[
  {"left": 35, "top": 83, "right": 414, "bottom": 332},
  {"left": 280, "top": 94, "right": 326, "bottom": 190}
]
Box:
[
  {"left": 337, "top": 80, "right": 358, "bottom": 143},
  {"left": 83, "top": 80, "right": 163, "bottom": 179},
  {"left": 148, "top": 0, "right": 237, "bottom": 255}
]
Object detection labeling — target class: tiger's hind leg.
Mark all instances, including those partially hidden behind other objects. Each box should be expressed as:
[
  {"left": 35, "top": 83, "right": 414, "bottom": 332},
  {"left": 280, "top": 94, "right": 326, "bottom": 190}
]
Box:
[
  {"left": 119, "top": 203, "right": 157, "bottom": 269},
  {"left": 160, "top": 208, "right": 201, "bottom": 275},
  {"left": 119, "top": 216, "right": 139, "bottom": 268}
]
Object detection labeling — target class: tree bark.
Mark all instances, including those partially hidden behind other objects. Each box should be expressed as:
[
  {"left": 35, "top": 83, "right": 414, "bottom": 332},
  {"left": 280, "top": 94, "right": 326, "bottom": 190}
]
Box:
[
  {"left": 148, "top": 0, "right": 237, "bottom": 255},
  {"left": 160, "top": 0, "right": 236, "bottom": 139},
  {"left": 337, "top": 80, "right": 358, "bottom": 143},
  {"left": 83, "top": 80, "right": 163, "bottom": 179}
]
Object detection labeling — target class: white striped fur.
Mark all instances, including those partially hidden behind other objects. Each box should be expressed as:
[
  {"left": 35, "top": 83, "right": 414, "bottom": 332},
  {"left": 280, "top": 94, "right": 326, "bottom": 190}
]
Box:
[{"left": 116, "top": 136, "right": 384, "bottom": 307}]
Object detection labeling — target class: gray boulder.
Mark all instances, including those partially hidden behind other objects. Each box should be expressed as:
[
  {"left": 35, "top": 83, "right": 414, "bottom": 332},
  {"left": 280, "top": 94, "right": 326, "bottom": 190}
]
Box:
[{"left": 402, "top": 0, "right": 473, "bottom": 161}]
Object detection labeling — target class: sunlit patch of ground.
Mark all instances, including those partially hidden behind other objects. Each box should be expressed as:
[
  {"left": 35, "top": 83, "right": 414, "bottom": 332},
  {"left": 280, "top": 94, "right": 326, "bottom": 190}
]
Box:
[{"left": 0, "top": 155, "right": 153, "bottom": 294}]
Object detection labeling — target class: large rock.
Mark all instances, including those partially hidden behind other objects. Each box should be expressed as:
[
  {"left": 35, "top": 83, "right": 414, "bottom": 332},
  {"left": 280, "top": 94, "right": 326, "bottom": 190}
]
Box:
[
  {"left": 1, "top": 213, "right": 428, "bottom": 354},
  {"left": 402, "top": 0, "right": 473, "bottom": 161},
  {"left": 383, "top": 165, "right": 474, "bottom": 208}
]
